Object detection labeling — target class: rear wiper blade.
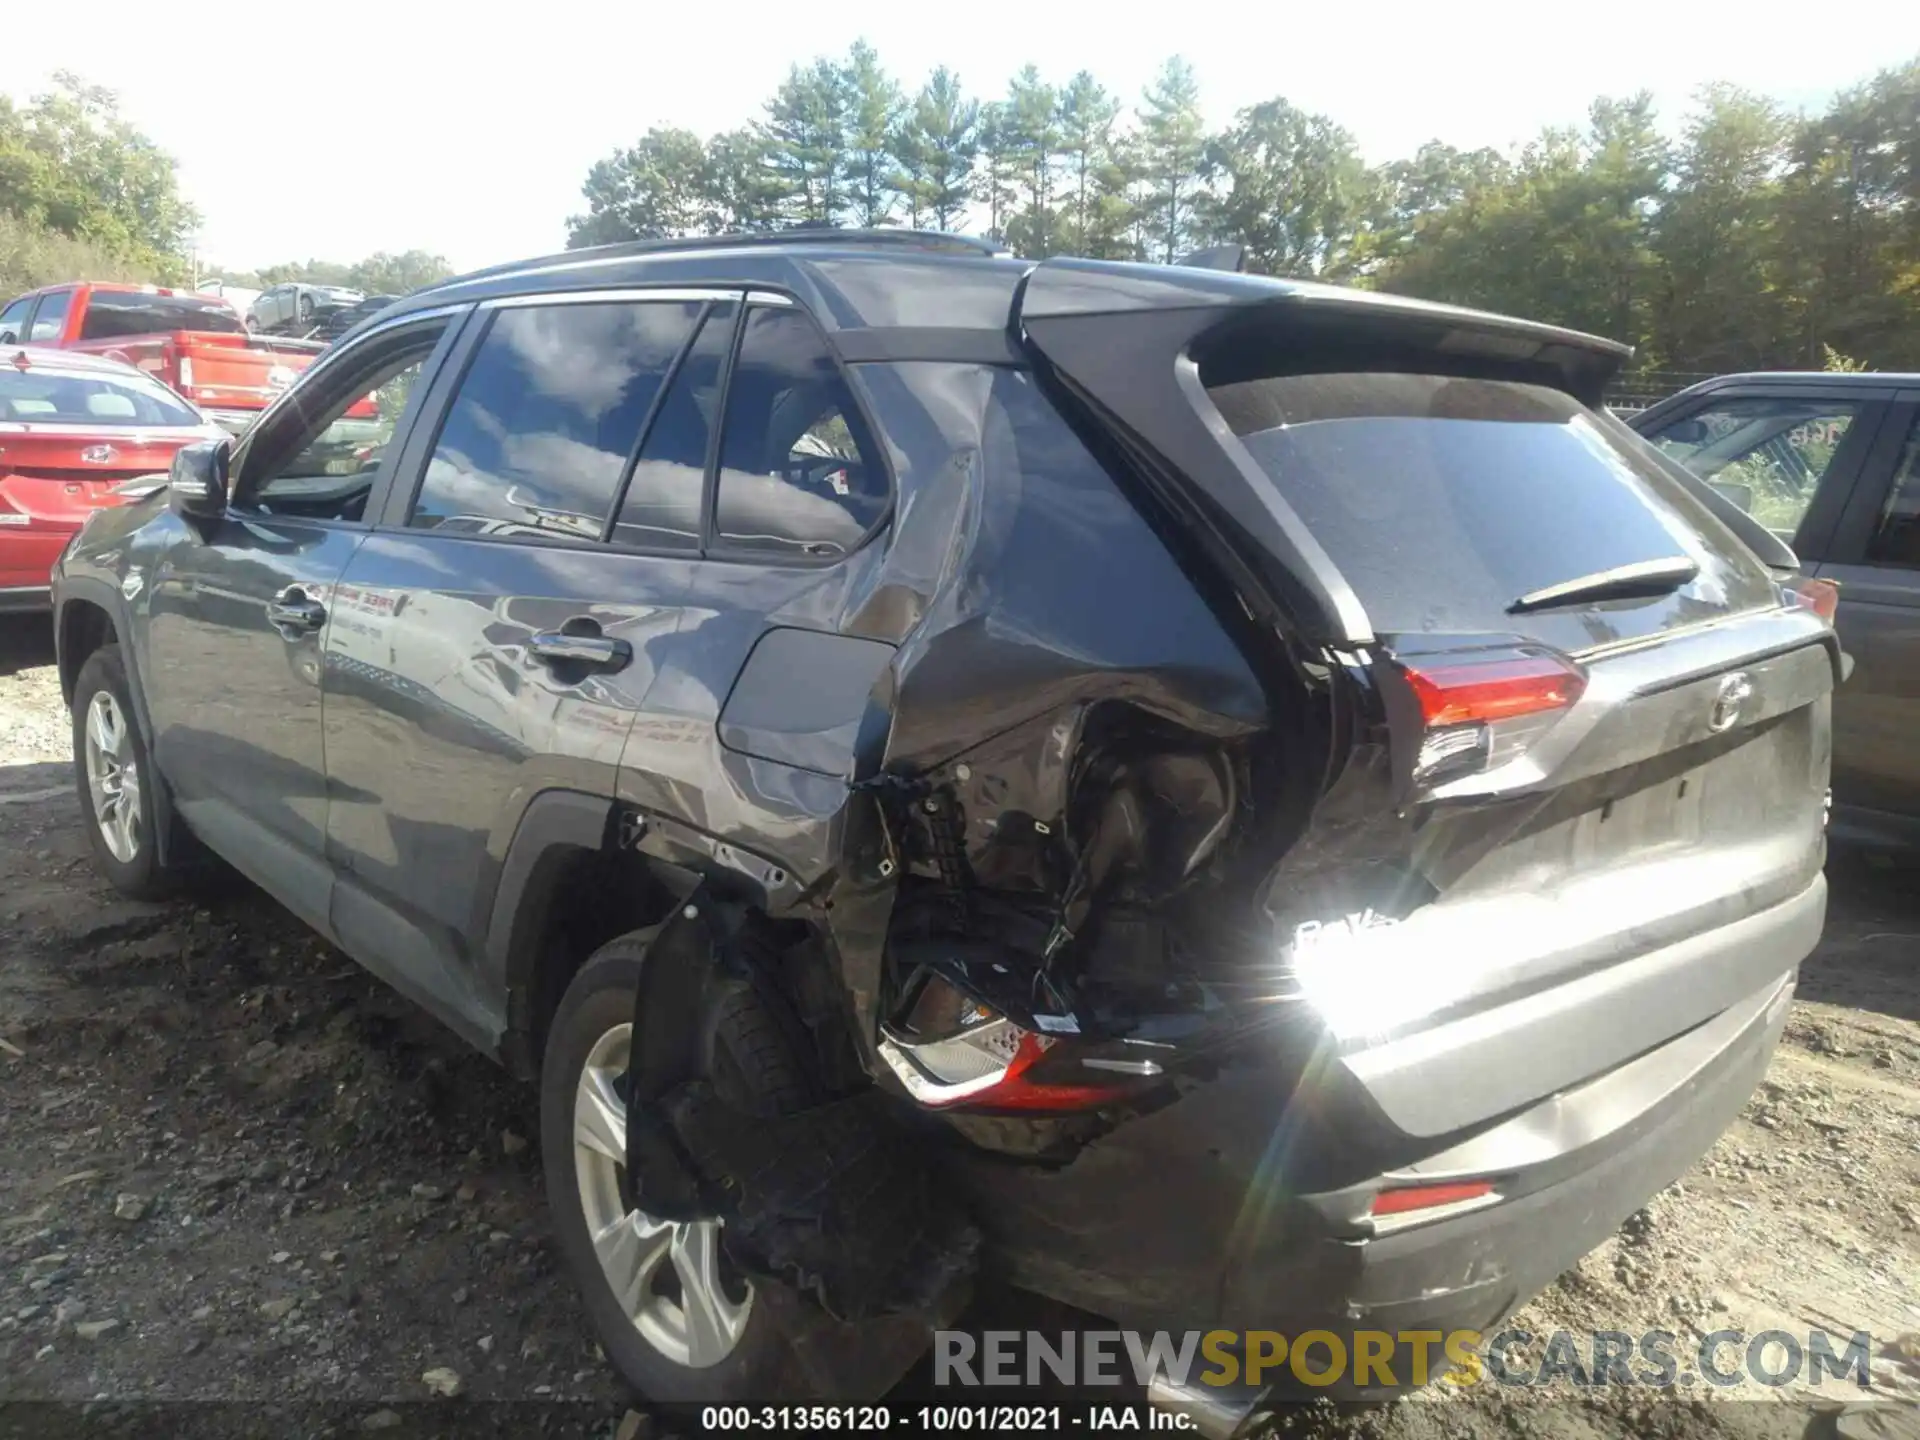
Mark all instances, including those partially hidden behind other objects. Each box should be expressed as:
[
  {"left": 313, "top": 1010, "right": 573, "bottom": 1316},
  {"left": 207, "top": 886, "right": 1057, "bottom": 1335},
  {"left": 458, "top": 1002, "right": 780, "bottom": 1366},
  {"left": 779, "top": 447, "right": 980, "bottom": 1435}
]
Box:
[{"left": 1508, "top": 557, "right": 1699, "bottom": 614}]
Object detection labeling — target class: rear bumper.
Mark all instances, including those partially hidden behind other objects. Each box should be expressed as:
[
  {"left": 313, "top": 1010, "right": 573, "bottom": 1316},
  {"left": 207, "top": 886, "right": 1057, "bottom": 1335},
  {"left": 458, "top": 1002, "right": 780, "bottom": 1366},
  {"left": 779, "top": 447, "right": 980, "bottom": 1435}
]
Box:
[{"left": 960, "top": 881, "right": 1814, "bottom": 1356}]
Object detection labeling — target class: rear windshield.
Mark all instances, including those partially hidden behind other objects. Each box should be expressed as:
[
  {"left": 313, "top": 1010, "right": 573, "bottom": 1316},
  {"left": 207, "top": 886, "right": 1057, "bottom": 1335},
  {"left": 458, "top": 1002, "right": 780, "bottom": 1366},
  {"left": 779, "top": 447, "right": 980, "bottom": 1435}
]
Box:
[
  {"left": 0, "top": 367, "right": 204, "bottom": 427},
  {"left": 1205, "top": 372, "right": 1763, "bottom": 636},
  {"left": 78, "top": 291, "right": 246, "bottom": 340}
]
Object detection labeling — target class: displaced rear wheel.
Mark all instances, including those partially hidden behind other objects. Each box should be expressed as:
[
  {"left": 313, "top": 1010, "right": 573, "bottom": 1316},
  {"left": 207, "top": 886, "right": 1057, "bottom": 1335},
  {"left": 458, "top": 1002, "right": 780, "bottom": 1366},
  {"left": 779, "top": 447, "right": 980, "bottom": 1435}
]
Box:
[
  {"left": 71, "top": 645, "right": 190, "bottom": 900},
  {"left": 541, "top": 931, "right": 804, "bottom": 1402}
]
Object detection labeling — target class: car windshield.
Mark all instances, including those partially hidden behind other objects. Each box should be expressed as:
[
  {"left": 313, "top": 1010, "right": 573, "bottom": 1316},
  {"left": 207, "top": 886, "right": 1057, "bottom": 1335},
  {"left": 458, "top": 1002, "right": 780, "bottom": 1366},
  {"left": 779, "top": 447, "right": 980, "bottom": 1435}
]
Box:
[{"left": 0, "top": 365, "right": 204, "bottom": 427}]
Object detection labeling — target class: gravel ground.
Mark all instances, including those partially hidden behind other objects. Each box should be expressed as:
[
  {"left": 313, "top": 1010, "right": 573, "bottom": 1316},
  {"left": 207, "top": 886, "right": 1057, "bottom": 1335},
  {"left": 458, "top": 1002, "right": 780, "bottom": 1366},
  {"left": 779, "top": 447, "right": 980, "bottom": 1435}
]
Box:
[{"left": 2, "top": 618, "right": 1917, "bottom": 1440}]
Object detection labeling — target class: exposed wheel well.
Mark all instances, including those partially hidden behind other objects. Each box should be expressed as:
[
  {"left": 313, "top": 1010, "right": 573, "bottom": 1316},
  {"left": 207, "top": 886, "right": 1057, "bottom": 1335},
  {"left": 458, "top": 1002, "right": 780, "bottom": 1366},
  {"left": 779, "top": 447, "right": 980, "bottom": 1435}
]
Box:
[
  {"left": 505, "top": 845, "right": 680, "bottom": 1078},
  {"left": 58, "top": 600, "right": 116, "bottom": 705}
]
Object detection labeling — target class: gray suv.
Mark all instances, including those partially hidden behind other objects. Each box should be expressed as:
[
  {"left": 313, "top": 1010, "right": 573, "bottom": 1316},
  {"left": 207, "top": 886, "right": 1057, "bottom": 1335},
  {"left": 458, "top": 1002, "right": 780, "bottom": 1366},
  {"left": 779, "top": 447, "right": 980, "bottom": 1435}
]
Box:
[
  {"left": 51, "top": 232, "right": 1839, "bottom": 1421},
  {"left": 1630, "top": 372, "right": 1920, "bottom": 850}
]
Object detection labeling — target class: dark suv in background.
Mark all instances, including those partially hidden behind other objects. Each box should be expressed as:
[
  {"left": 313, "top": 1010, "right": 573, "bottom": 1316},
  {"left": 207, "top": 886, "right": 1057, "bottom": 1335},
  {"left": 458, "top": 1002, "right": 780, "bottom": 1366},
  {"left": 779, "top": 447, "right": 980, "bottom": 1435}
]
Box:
[
  {"left": 1631, "top": 372, "right": 1920, "bottom": 849},
  {"left": 51, "top": 232, "right": 1839, "bottom": 1425}
]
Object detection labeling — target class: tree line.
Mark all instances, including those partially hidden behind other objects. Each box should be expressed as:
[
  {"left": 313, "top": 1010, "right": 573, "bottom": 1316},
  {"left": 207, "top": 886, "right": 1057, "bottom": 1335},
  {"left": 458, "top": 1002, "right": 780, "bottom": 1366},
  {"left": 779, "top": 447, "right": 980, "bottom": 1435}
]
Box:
[
  {"left": 567, "top": 47, "right": 1920, "bottom": 375},
  {"left": 0, "top": 73, "right": 452, "bottom": 303}
]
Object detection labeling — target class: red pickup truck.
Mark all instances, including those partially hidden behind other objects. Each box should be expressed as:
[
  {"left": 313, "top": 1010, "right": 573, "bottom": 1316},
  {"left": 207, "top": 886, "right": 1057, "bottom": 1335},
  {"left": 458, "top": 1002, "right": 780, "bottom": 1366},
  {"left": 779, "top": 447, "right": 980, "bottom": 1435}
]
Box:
[{"left": 0, "top": 282, "right": 332, "bottom": 436}]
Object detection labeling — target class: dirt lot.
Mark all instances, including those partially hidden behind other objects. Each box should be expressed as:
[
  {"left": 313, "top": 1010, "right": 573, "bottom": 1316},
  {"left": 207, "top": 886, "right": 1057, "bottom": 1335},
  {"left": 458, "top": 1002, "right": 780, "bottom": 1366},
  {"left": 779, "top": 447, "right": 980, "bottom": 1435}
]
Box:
[{"left": 2, "top": 619, "right": 1917, "bottom": 1439}]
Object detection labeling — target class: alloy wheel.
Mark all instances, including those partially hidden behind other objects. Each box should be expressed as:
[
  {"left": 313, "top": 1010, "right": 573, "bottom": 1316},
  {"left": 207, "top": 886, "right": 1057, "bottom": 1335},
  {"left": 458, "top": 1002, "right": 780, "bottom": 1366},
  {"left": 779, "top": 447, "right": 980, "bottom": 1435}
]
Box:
[
  {"left": 83, "top": 691, "right": 142, "bottom": 864},
  {"left": 573, "top": 1024, "right": 752, "bottom": 1368}
]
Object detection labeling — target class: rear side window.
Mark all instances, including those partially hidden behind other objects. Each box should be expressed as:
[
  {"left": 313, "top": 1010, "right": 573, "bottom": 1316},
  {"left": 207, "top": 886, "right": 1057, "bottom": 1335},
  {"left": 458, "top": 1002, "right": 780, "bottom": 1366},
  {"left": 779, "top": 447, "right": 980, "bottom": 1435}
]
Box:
[
  {"left": 77, "top": 291, "right": 246, "bottom": 339},
  {"left": 27, "top": 290, "right": 70, "bottom": 342},
  {"left": 1207, "top": 372, "right": 1755, "bottom": 636},
  {"left": 411, "top": 299, "right": 702, "bottom": 539},
  {"left": 713, "top": 306, "right": 885, "bottom": 559},
  {"left": 1644, "top": 395, "right": 1862, "bottom": 539},
  {"left": 1867, "top": 414, "right": 1920, "bottom": 569},
  {"left": 0, "top": 296, "right": 31, "bottom": 342}
]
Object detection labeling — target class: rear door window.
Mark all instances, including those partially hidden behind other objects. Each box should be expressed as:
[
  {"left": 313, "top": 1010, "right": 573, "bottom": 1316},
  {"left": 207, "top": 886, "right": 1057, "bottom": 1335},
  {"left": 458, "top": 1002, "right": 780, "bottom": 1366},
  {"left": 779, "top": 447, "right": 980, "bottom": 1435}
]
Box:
[
  {"left": 609, "top": 301, "right": 737, "bottom": 552},
  {"left": 1644, "top": 395, "right": 1862, "bottom": 539},
  {"left": 1206, "top": 371, "right": 1776, "bottom": 642},
  {"left": 410, "top": 299, "right": 702, "bottom": 539},
  {"left": 27, "top": 290, "right": 70, "bottom": 342}
]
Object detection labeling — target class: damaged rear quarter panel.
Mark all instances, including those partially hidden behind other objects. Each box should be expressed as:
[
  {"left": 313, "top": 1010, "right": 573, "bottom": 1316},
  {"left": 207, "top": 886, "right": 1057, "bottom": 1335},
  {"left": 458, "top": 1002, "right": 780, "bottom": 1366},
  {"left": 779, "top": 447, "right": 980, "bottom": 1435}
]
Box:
[{"left": 823, "top": 359, "right": 1275, "bottom": 1045}]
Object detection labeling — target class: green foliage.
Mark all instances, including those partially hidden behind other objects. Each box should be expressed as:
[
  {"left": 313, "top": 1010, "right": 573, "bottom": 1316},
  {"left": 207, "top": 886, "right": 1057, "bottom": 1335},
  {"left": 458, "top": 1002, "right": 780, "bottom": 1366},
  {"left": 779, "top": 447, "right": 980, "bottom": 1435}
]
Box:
[
  {"left": 0, "top": 210, "right": 158, "bottom": 295},
  {"left": 895, "top": 68, "right": 978, "bottom": 231},
  {"left": 217, "top": 250, "right": 455, "bottom": 294},
  {"left": 0, "top": 73, "right": 196, "bottom": 285},
  {"left": 1135, "top": 58, "right": 1206, "bottom": 263},
  {"left": 556, "top": 46, "right": 1920, "bottom": 374}
]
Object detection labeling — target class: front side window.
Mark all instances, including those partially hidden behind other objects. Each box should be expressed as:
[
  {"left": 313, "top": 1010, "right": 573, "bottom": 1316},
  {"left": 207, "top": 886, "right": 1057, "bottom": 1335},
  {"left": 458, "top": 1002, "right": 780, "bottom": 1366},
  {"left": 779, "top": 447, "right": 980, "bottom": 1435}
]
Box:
[
  {"left": 1646, "top": 396, "right": 1861, "bottom": 540},
  {"left": 1867, "top": 415, "right": 1920, "bottom": 570},
  {"left": 0, "top": 297, "right": 31, "bottom": 343},
  {"left": 410, "top": 300, "right": 702, "bottom": 540},
  {"left": 27, "top": 290, "right": 70, "bottom": 342},
  {"left": 236, "top": 321, "right": 448, "bottom": 522},
  {"left": 712, "top": 306, "right": 884, "bottom": 559}
]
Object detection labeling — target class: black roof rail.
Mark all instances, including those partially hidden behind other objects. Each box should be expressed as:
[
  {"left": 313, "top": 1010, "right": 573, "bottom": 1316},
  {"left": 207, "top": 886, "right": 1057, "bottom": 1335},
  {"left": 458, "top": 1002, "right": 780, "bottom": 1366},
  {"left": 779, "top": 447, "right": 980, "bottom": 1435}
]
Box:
[{"left": 443, "top": 228, "right": 1011, "bottom": 288}]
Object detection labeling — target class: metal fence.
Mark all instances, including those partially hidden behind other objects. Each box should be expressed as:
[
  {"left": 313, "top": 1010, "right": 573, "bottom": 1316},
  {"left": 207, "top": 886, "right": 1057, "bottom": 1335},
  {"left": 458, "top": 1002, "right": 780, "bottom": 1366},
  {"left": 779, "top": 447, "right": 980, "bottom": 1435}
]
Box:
[{"left": 1604, "top": 371, "right": 1717, "bottom": 415}]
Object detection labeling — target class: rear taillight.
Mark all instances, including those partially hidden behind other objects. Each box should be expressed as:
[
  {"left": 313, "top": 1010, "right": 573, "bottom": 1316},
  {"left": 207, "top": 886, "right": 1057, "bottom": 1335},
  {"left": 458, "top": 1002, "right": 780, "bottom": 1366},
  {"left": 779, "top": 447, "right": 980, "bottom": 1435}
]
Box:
[
  {"left": 1392, "top": 648, "right": 1586, "bottom": 787},
  {"left": 1785, "top": 576, "right": 1840, "bottom": 624},
  {"left": 878, "top": 972, "right": 1144, "bottom": 1113},
  {"left": 1401, "top": 651, "right": 1586, "bottom": 726},
  {"left": 177, "top": 354, "right": 195, "bottom": 389}
]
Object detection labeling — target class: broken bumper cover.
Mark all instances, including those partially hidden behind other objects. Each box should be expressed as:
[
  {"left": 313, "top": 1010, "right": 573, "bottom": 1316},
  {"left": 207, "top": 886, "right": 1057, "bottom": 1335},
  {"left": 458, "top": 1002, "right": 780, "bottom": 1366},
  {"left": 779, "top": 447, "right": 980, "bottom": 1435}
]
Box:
[{"left": 960, "top": 947, "right": 1797, "bottom": 1388}]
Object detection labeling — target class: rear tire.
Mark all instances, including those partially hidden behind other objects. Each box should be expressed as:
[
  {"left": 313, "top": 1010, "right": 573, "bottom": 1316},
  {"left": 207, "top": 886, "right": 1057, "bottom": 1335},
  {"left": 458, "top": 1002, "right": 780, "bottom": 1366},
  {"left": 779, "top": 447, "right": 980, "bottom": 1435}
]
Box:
[
  {"left": 71, "top": 645, "right": 191, "bottom": 901},
  {"left": 541, "top": 931, "right": 807, "bottom": 1403}
]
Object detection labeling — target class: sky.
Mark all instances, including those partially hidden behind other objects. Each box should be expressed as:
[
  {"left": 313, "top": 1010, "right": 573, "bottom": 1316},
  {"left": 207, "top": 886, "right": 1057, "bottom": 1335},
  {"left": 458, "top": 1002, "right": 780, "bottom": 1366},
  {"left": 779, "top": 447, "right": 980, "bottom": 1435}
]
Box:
[{"left": 3, "top": 0, "right": 1913, "bottom": 275}]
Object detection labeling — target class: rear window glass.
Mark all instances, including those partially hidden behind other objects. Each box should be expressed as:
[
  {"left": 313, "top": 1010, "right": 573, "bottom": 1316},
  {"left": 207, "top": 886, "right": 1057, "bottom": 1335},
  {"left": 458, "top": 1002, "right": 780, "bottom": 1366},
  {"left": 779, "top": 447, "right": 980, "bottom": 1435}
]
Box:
[
  {"left": 1205, "top": 373, "right": 1745, "bottom": 635},
  {"left": 0, "top": 367, "right": 203, "bottom": 427},
  {"left": 78, "top": 292, "right": 246, "bottom": 340}
]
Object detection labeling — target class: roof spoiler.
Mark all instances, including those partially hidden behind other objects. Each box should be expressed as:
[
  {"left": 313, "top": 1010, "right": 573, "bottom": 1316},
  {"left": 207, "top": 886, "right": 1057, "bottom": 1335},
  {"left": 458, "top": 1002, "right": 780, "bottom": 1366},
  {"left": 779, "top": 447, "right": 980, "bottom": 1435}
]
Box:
[
  {"left": 1017, "top": 259, "right": 1636, "bottom": 647},
  {"left": 1176, "top": 244, "right": 1247, "bottom": 273}
]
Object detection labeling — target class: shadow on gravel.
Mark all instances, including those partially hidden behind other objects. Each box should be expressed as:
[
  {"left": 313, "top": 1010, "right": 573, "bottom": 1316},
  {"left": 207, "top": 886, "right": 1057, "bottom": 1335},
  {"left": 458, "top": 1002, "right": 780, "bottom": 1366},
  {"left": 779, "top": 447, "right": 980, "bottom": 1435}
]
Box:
[
  {"left": 1801, "top": 846, "right": 1920, "bottom": 1026},
  {"left": 0, "top": 617, "right": 56, "bottom": 677}
]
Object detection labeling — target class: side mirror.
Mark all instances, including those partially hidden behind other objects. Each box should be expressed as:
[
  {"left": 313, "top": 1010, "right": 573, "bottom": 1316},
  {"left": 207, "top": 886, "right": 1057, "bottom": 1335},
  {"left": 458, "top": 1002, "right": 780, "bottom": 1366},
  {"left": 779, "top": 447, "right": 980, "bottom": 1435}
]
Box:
[
  {"left": 1661, "top": 418, "right": 1709, "bottom": 446},
  {"left": 168, "top": 440, "right": 231, "bottom": 519},
  {"left": 0, "top": 330, "right": 16, "bottom": 345}
]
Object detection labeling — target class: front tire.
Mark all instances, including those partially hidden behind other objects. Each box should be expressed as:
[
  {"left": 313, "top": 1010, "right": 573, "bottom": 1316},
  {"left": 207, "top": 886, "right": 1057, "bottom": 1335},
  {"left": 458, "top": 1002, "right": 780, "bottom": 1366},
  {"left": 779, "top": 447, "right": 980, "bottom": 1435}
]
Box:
[
  {"left": 71, "top": 645, "right": 183, "bottom": 901},
  {"left": 541, "top": 932, "right": 804, "bottom": 1403}
]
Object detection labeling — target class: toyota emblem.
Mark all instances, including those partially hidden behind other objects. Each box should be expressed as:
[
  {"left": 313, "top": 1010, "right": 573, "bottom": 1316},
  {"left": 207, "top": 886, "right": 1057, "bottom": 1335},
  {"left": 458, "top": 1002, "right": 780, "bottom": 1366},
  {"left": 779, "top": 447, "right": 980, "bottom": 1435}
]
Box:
[
  {"left": 1708, "top": 671, "right": 1754, "bottom": 734},
  {"left": 80, "top": 444, "right": 118, "bottom": 465}
]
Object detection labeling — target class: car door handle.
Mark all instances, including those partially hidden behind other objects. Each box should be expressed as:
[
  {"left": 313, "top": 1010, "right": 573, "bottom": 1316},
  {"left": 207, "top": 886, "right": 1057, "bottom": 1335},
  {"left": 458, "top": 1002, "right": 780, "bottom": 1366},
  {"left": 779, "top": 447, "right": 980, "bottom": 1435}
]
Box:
[
  {"left": 529, "top": 629, "right": 632, "bottom": 673},
  {"left": 266, "top": 590, "right": 327, "bottom": 632}
]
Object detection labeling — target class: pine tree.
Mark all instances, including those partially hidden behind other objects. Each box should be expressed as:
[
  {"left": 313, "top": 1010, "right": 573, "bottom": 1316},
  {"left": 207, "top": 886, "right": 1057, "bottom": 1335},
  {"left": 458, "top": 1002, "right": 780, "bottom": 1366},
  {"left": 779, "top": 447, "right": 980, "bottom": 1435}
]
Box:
[
  {"left": 841, "top": 41, "right": 903, "bottom": 228},
  {"left": 897, "top": 67, "right": 979, "bottom": 231},
  {"left": 1136, "top": 57, "right": 1207, "bottom": 262},
  {"left": 761, "top": 60, "right": 849, "bottom": 226}
]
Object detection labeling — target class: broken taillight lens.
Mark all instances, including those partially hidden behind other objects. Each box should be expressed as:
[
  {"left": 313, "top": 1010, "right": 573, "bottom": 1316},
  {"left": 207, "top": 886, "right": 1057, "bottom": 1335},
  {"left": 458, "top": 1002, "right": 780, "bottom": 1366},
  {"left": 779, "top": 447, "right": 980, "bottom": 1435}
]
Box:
[
  {"left": 879, "top": 975, "right": 1139, "bottom": 1113},
  {"left": 1393, "top": 648, "right": 1587, "bottom": 787}
]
